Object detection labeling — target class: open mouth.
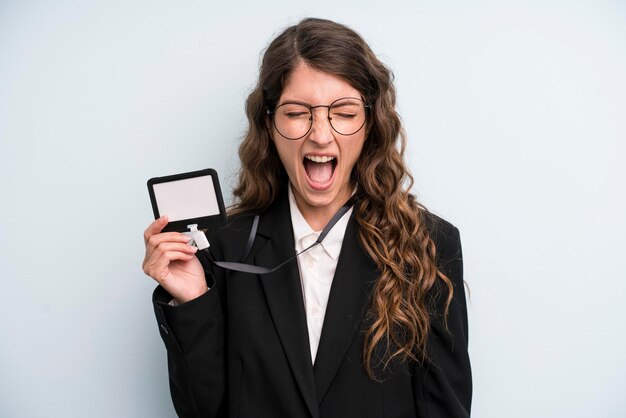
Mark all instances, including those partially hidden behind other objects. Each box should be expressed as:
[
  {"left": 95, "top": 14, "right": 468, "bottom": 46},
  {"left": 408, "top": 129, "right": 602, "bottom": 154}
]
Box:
[{"left": 303, "top": 155, "right": 337, "bottom": 186}]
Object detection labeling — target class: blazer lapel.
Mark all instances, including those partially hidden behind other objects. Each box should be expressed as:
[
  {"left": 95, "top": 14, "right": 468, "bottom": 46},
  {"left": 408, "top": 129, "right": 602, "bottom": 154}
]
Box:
[
  {"left": 255, "top": 193, "right": 320, "bottom": 418},
  {"left": 313, "top": 216, "right": 378, "bottom": 402}
]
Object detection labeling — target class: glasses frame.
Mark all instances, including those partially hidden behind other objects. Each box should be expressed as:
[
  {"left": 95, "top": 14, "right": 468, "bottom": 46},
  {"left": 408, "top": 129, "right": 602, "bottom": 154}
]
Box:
[{"left": 267, "top": 96, "right": 370, "bottom": 140}]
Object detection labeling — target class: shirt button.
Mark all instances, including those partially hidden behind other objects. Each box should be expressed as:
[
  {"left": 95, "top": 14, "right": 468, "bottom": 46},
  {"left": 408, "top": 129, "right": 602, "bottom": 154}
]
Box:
[{"left": 310, "top": 306, "right": 320, "bottom": 315}]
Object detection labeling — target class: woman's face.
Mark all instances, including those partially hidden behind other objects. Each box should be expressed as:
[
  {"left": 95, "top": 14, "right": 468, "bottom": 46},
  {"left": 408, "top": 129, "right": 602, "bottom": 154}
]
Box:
[{"left": 271, "top": 62, "right": 367, "bottom": 222}]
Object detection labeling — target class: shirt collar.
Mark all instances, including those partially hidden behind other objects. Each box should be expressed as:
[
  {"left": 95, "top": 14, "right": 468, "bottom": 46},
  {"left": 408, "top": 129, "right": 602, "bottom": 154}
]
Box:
[{"left": 288, "top": 185, "right": 352, "bottom": 260}]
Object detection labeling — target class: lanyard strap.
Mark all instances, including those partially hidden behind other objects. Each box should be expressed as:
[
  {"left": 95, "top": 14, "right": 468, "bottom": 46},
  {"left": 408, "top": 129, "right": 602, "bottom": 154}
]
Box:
[{"left": 206, "top": 200, "right": 353, "bottom": 275}]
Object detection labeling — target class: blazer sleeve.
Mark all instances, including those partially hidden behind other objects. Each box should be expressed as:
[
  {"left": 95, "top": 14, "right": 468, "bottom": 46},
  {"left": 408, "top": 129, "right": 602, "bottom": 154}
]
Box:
[
  {"left": 152, "top": 267, "right": 227, "bottom": 418},
  {"left": 413, "top": 222, "right": 472, "bottom": 417}
]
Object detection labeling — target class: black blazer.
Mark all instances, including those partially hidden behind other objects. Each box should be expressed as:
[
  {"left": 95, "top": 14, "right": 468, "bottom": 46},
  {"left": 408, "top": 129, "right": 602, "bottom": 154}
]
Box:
[{"left": 153, "top": 191, "right": 472, "bottom": 418}]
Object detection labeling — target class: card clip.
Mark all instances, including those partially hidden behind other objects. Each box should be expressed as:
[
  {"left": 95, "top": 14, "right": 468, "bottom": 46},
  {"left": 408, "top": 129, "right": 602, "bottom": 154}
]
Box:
[{"left": 185, "top": 224, "right": 210, "bottom": 250}]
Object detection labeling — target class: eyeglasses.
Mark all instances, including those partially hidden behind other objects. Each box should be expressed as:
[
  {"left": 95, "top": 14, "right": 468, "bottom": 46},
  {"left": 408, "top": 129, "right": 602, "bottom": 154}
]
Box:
[{"left": 267, "top": 97, "right": 369, "bottom": 140}]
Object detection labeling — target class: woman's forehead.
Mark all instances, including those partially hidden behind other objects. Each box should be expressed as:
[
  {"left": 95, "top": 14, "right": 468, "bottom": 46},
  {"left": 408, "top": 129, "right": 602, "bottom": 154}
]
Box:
[{"left": 279, "top": 62, "right": 361, "bottom": 104}]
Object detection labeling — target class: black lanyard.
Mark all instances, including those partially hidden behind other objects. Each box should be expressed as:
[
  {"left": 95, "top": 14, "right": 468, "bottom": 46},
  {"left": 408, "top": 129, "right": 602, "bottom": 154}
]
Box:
[{"left": 204, "top": 200, "right": 353, "bottom": 275}]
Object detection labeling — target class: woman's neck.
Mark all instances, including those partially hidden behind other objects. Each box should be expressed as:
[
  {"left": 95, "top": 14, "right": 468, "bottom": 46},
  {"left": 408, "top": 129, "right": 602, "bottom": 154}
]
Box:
[{"left": 290, "top": 185, "right": 353, "bottom": 231}]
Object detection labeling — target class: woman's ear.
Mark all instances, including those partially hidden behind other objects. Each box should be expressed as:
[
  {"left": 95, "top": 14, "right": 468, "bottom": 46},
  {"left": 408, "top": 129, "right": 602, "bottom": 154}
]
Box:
[{"left": 265, "top": 115, "right": 274, "bottom": 141}]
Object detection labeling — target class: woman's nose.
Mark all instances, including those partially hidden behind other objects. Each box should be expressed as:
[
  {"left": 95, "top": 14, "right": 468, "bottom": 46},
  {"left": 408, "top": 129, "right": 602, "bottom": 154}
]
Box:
[{"left": 307, "top": 108, "right": 333, "bottom": 145}]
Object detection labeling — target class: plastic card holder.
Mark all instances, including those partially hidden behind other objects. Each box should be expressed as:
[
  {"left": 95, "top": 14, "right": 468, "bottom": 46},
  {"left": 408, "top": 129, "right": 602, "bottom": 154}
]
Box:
[{"left": 147, "top": 168, "right": 227, "bottom": 233}]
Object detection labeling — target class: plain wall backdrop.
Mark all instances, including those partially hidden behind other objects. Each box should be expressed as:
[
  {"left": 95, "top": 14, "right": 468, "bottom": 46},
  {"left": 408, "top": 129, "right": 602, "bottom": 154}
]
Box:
[{"left": 1, "top": 1, "right": 625, "bottom": 417}]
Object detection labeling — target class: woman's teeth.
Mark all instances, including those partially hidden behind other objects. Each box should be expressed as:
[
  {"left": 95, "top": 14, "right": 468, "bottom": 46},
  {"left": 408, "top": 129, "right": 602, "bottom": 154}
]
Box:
[{"left": 305, "top": 155, "right": 335, "bottom": 163}]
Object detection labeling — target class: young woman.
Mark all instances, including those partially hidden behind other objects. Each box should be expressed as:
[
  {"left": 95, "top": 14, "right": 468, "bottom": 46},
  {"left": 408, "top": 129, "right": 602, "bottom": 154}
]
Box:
[{"left": 143, "top": 18, "right": 472, "bottom": 418}]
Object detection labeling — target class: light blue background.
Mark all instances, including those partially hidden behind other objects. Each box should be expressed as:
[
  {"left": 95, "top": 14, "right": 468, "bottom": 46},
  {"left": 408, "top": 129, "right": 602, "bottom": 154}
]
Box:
[{"left": 1, "top": 1, "right": 625, "bottom": 417}]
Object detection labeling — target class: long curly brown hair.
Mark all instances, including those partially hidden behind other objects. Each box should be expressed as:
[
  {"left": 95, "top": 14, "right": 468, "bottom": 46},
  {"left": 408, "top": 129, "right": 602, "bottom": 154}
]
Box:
[{"left": 230, "top": 18, "right": 453, "bottom": 378}]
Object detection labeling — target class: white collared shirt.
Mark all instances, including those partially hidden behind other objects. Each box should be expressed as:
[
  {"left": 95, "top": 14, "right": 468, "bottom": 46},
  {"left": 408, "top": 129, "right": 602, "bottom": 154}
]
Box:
[{"left": 288, "top": 186, "right": 353, "bottom": 364}]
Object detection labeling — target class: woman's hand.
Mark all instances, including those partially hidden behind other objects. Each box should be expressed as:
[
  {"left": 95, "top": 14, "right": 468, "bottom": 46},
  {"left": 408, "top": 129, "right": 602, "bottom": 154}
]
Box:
[{"left": 142, "top": 216, "right": 208, "bottom": 303}]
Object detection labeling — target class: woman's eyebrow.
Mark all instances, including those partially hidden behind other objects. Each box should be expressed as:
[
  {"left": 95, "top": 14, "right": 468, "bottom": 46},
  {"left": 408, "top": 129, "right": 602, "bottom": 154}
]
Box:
[
  {"left": 277, "top": 97, "right": 361, "bottom": 107},
  {"left": 277, "top": 99, "right": 311, "bottom": 106},
  {"left": 331, "top": 100, "right": 360, "bottom": 109}
]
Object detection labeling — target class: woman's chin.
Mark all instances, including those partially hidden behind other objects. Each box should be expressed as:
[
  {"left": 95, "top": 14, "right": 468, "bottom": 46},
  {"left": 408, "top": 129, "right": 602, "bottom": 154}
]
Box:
[{"left": 295, "top": 181, "right": 352, "bottom": 213}]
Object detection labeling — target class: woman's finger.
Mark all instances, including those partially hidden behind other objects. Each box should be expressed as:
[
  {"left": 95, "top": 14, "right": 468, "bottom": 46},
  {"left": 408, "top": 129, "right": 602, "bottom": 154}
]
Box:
[
  {"left": 148, "top": 241, "right": 198, "bottom": 261},
  {"left": 143, "top": 216, "right": 169, "bottom": 244},
  {"left": 145, "top": 231, "right": 191, "bottom": 253},
  {"left": 143, "top": 241, "right": 197, "bottom": 268},
  {"left": 143, "top": 250, "right": 196, "bottom": 281}
]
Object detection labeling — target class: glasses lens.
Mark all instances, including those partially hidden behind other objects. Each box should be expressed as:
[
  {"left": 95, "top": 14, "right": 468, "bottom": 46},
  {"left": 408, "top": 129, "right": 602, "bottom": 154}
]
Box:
[
  {"left": 329, "top": 98, "right": 366, "bottom": 136},
  {"left": 274, "top": 103, "right": 312, "bottom": 140}
]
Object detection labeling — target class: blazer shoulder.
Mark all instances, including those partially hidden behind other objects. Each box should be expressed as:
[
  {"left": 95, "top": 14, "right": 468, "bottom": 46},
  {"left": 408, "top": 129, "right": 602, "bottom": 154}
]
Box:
[
  {"left": 422, "top": 211, "right": 461, "bottom": 256},
  {"left": 421, "top": 210, "right": 463, "bottom": 292}
]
